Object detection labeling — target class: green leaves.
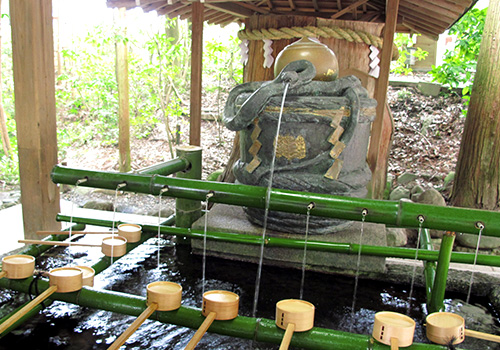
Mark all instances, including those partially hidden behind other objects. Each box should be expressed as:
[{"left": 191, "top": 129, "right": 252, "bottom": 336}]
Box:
[
  {"left": 430, "top": 6, "right": 487, "bottom": 114},
  {"left": 391, "top": 34, "right": 429, "bottom": 75}
]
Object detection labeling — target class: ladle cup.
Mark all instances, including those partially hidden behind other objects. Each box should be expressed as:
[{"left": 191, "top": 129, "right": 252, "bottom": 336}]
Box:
[
  {"left": 0, "top": 267, "right": 83, "bottom": 334},
  {"left": 19, "top": 236, "right": 128, "bottom": 258},
  {"left": 75, "top": 266, "right": 95, "bottom": 287},
  {"left": 426, "top": 311, "right": 500, "bottom": 345},
  {"left": 372, "top": 311, "right": 416, "bottom": 350},
  {"left": 108, "top": 281, "right": 182, "bottom": 350},
  {"left": 0, "top": 254, "right": 35, "bottom": 280},
  {"left": 184, "top": 290, "right": 239, "bottom": 350},
  {"left": 275, "top": 299, "right": 315, "bottom": 350},
  {"left": 117, "top": 223, "right": 142, "bottom": 243}
]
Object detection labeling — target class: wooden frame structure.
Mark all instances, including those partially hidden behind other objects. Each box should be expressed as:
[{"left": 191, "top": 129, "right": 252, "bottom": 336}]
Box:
[{"left": 9, "top": 0, "right": 476, "bottom": 238}]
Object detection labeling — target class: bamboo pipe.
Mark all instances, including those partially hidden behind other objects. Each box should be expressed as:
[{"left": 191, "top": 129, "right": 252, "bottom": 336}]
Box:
[
  {"left": 428, "top": 232, "right": 455, "bottom": 313},
  {"left": 51, "top": 165, "right": 500, "bottom": 236},
  {"left": 108, "top": 303, "right": 158, "bottom": 350},
  {"left": 56, "top": 215, "right": 500, "bottom": 268},
  {"left": 0, "top": 277, "right": 458, "bottom": 350}
]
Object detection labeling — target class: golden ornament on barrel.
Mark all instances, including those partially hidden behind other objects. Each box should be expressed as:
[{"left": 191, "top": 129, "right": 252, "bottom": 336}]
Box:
[{"left": 274, "top": 37, "right": 339, "bottom": 81}]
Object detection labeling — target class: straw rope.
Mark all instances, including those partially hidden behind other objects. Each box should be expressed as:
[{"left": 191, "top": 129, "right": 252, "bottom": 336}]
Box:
[{"left": 238, "top": 25, "right": 384, "bottom": 49}]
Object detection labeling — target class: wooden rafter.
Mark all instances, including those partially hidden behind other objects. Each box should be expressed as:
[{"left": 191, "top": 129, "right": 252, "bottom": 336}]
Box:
[
  {"left": 288, "top": 0, "right": 296, "bottom": 10},
  {"left": 331, "top": 0, "right": 369, "bottom": 19},
  {"left": 205, "top": 2, "right": 253, "bottom": 17},
  {"left": 238, "top": 1, "right": 270, "bottom": 14}
]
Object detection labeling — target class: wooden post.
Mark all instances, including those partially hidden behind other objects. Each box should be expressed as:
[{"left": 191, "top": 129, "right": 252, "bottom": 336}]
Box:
[
  {"left": 189, "top": 1, "right": 204, "bottom": 146},
  {"left": 367, "top": 0, "right": 400, "bottom": 199},
  {"left": 10, "top": 0, "right": 61, "bottom": 239},
  {"left": 115, "top": 7, "right": 131, "bottom": 172},
  {"left": 0, "top": 0, "right": 12, "bottom": 158}
]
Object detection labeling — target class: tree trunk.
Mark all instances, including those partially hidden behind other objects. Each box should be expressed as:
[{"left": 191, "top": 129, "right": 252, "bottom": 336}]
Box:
[{"left": 451, "top": 0, "right": 500, "bottom": 210}]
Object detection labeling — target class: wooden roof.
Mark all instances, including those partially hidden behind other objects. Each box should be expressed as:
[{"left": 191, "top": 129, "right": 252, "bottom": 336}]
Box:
[{"left": 107, "top": 0, "right": 476, "bottom": 39}]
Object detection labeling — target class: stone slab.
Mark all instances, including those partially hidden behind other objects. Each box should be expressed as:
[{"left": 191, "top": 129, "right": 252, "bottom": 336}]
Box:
[{"left": 191, "top": 204, "right": 387, "bottom": 275}]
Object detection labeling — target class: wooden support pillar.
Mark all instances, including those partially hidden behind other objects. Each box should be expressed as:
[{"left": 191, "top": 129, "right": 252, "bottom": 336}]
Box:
[
  {"left": 367, "top": 0, "right": 400, "bottom": 199},
  {"left": 115, "top": 7, "right": 131, "bottom": 172},
  {"left": 10, "top": 0, "right": 61, "bottom": 239},
  {"left": 189, "top": 1, "right": 204, "bottom": 146}
]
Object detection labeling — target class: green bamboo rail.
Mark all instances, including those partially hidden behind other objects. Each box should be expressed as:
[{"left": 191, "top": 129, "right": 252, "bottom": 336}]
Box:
[
  {"left": 429, "top": 232, "right": 456, "bottom": 313},
  {"left": 56, "top": 215, "right": 500, "bottom": 268},
  {"left": 175, "top": 146, "right": 202, "bottom": 230},
  {"left": 0, "top": 277, "right": 451, "bottom": 350},
  {"left": 136, "top": 158, "right": 190, "bottom": 176},
  {"left": 420, "top": 228, "right": 437, "bottom": 307},
  {"left": 51, "top": 165, "right": 500, "bottom": 236}
]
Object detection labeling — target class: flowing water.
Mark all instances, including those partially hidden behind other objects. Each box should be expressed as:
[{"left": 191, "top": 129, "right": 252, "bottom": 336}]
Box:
[
  {"left": 408, "top": 215, "right": 425, "bottom": 313},
  {"left": 299, "top": 204, "right": 313, "bottom": 300},
  {"left": 467, "top": 223, "right": 485, "bottom": 304},
  {"left": 0, "top": 234, "right": 498, "bottom": 350},
  {"left": 350, "top": 208, "right": 367, "bottom": 332},
  {"left": 252, "top": 82, "right": 290, "bottom": 318}
]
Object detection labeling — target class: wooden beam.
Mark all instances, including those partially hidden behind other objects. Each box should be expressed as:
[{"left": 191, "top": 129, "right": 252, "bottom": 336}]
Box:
[
  {"left": 367, "top": 0, "right": 400, "bottom": 199},
  {"left": 288, "top": 0, "right": 296, "bottom": 10},
  {"left": 115, "top": 8, "right": 131, "bottom": 172},
  {"left": 189, "top": 1, "right": 203, "bottom": 146},
  {"left": 10, "top": 0, "right": 61, "bottom": 239},
  {"left": 205, "top": 2, "right": 253, "bottom": 17},
  {"left": 331, "top": 0, "right": 369, "bottom": 19},
  {"left": 157, "top": 2, "right": 185, "bottom": 15},
  {"left": 238, "top": 1, "right": 270, "bottom": 14}
]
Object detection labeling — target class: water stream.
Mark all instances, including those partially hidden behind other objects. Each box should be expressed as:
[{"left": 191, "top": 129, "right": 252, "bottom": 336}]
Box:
[
  {"left": 467, "top": 223, "right": 485, "bottom": 304},
  {"left": 299, "top": 203, "right": 313, "bottom": 300},
  {"left": 350, "top": 208, "right": 367, "bottom": 332},
  {"left": 408, "top": 215, "right": 425, "bottom": 313},
  {"left": 252, "top": 82, "right": 290, "bottom": 318}
]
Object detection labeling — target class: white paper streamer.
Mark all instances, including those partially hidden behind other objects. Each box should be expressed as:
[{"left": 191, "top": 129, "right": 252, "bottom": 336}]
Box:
[
  {"left": 239, "top": 39, "right": 249, "bottom": 65},
  {"left": 369, "top": 45, "right": 380, "bottom": 78},
  {"left": 263, "top": 39, "right": 274, "bottom": 68}
]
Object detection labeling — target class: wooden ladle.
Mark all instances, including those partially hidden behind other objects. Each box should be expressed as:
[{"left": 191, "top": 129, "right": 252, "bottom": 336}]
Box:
[
  {"left": 184, "top": 290, "right": 239, "bottom": 350},
  {"left": 0, "top": 254, "right": 35, "bottom": 280},
  {"left": 108, "top": 281, "right": 182, "bottom": 350},
  {"left": 0, "top": 266, "right": 83, "bottom": 334},
  {"left": 275, "top": 299, "right": 315, "bottom": 350},
  {"left": 372, "top": 311, "right": 416, "bottom": 350},
  {"left": 117, "top": 224, "right": 142, "bottom": 243},
  {"left": 426, "top": 311, "right": 500, "bottom": 345},
  {"left": 19, "top": 236, "right": 128, "bottom": 258}
]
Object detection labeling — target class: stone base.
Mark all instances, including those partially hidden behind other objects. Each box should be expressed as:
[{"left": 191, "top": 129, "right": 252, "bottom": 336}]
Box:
[{"left": 191, "top": 204, "right": 387, "bottom": 276}]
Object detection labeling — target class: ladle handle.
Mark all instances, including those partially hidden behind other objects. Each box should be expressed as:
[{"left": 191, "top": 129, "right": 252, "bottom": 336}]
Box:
[
  {"left": 465, "top": 329, "right": 500, "bottom": 343},
  {"left": 390, "top": 337, "right": 399, "bottom": 350},
  {"left": 0, "top": 271, "right": 6, "bottom": 279},
  {"left": 108, "top": 303, "right": 158, "bottom": 350},
  {"left": 36, "top": 231, "right": 115, "bottom": 235},
  {"left": 18, "top": 239, "right": 101, "bottom": 247},
  {"left": 279, "top": 323, "right": 296, "bottom": 350},
  {"left": 0, "top": 285, "right": 58, "bottom": 334},
  {"left": 184, "top": 311, "right": 217, "bottom": 350}
]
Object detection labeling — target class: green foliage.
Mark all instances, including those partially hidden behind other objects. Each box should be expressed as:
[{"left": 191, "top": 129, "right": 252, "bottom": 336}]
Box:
[
  {"left": 430, "top": 7, "right": 487, "bottom": 113},
  {"left": 391, "top": 33, "right": 428, "bottom": 75},
  {"left": 0, "top": 16, "right": 244, "bottom": 183}
]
